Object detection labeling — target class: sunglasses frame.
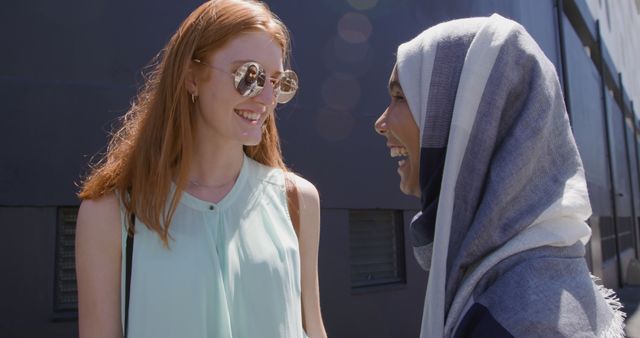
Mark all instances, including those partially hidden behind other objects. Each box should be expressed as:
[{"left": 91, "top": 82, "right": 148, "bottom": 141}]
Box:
[{"left": 192, "top": 59, "right": 298, "bottom": 104}]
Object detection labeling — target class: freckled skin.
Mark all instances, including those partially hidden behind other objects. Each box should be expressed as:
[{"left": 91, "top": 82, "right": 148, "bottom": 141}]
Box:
[{"left": 192, "top": 31, "right": 283, "bottom": 147}]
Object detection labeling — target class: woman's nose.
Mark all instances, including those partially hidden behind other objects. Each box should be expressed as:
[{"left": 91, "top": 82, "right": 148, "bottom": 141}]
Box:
[
  {"left": 254, "top": 81, "right": 277, "bottom": 106},
  {"left": 374, "top": 110, "right": 388, "bottom": 135}
]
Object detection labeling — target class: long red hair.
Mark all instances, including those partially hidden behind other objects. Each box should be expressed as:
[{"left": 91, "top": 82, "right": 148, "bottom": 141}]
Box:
[{"left": 79, "top": 0, "right": 291, "bottom": 245}]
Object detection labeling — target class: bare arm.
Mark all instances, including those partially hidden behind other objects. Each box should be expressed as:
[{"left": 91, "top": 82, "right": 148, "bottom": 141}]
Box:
[
  {"left": 291, "top": 174, "right": 328, "bottom": 338},
  {"left": 75, "top": 193, "right": 123, "bottom": 338}
]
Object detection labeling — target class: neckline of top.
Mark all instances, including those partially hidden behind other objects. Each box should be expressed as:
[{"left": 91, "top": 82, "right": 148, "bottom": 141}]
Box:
[{"left": 176, "top": 154, "right": 251, "bottom": 212}]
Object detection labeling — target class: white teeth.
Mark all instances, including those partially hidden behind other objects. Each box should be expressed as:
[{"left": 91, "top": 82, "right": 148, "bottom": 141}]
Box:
[
  {"left": 398, "top": 159, "right": 406, "bottom": 167},
  {"left": 235, "top": 110, "right": 260, "bottom": 121},
  {"left": 390, "top": 147, "right": 409, "bottom": 158}
]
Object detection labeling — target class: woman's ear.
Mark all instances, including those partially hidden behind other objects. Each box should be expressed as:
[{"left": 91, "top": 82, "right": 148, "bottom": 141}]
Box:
[{"left": 185, "top": 64, "right": 198, "bottom": 95}]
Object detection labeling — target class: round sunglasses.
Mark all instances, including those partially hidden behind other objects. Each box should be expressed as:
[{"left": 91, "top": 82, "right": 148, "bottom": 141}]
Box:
[{"left": 193, "top": 59, "right": 298, "bottom": 104}]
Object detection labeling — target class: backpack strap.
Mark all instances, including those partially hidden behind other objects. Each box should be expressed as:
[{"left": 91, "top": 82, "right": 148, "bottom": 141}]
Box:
[
  {"left": 285, "top": 174, "right": 301, "bottom": 238},
  {"left": 124, "top": 213, "right": 134, "bottom": 338}
]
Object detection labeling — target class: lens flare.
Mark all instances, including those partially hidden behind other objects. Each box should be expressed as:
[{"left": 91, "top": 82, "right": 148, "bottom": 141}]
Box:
[{"left": 338, "top": 12, "right": 373, "bottom": 44}]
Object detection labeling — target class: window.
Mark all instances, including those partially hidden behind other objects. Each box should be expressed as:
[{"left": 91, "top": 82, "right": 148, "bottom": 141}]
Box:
[
  {"left": 349, "top": 209, "right": 406, "bottom": 289},
  {"left": 54, "top": 207, "right": 79, "bottom": 317}
]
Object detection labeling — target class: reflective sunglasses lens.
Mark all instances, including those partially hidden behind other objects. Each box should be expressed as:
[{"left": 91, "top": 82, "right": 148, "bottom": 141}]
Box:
[
  {"left": 234, "top": 62, "right": 265, "bottom": 97},
  {"left": 275, "top": 70, "right": 298, "bottom": 104}
]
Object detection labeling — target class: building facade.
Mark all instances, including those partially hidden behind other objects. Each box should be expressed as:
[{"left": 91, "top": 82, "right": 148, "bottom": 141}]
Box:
[{"left": 1, "top": 0, "right": 638, "bottom": 337}]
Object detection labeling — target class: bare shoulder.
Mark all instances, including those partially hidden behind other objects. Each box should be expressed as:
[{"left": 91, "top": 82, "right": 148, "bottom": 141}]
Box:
[
  {"left": 78, "top": 192, "right": 120, "bottom": 217},
  {"left": 286, "top": 172, "right": 320, "bottom": 208},
  {"left": 76, "top": 192, "right": 122, "bottom": 246}
]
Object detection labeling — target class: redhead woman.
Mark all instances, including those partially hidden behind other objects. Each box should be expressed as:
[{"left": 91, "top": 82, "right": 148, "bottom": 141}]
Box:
[{"left": 75, "top": 1, "right": 326, "bottom": 337}]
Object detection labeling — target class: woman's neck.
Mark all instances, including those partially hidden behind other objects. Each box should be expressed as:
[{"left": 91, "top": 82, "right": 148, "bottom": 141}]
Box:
[{"left": 186, "top": 138, "right": 245, "bottom": 204}]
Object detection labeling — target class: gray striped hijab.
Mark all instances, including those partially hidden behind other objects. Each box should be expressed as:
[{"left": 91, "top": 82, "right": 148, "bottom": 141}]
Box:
[{"left": 397, "top": 14, "right": 624, "bottom": 337}]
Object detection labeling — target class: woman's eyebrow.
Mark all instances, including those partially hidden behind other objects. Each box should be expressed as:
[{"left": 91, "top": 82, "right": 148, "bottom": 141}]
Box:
[
  {"left": 388, "top": 80, "right": 402, "bottom": 93},
  {"left": 229, "top": 60, "right": 283, "bottom": 77}
]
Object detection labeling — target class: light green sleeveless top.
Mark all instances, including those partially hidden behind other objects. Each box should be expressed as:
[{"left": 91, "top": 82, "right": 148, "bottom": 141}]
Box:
[{"left": 120, "top": 155, "right": 306, "bottom": 338}]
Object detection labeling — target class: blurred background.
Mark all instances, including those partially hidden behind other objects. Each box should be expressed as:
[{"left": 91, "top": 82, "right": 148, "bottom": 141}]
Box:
[{"left": 1, "top": 0, "right": 639, "bottom": 337}]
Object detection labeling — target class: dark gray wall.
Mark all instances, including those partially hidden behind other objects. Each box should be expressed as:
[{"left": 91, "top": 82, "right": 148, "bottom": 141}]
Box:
[
  {"left": 318, "top": 209, "right": 426, "bottom": 338},
  {"left": 0, "top": 207, "right": 78, "bottom": 337},
  {"left": 0, "top": 0, "right": 190, "bottom": 206}
]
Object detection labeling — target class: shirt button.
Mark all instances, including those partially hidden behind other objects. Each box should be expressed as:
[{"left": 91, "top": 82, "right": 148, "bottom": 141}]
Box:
[{"left": 209, "top": 205, "right": 215, "bottom": 211}]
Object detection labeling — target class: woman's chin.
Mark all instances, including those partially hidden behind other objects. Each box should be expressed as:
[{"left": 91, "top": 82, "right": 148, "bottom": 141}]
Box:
[
  {"left": 399, "top": 180, "right": 421, "bottom": 198},
  {"left": 243, "top": 138, "right": 261, "bottom": 146},
  {"left": 399, "top": 180, "right": 411, "bottom": 196},
  {"left": 239, "top": 130, "right": 263, "bottom": 146}
]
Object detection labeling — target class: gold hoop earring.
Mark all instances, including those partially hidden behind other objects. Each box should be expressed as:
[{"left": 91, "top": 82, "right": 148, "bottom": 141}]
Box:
[{"left": 191, "top": 94, "right": 196, "bottom": 103}]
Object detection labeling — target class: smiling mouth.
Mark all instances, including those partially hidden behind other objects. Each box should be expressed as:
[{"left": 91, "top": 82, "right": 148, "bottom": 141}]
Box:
[
  {"left": 390, "top": 146, "right": 409, "bottom": 166},
  {"left": 234, "top": 109, "right": 261, "bottom": 124}
]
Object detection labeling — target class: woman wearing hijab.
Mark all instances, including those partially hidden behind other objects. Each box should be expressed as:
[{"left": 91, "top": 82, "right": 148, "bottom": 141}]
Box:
[{"left": 375, "top": 14, "right": 625, "bottom": 338}]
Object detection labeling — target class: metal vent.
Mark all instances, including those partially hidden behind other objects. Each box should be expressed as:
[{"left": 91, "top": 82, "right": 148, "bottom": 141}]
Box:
[
  {"left": 349, "top": 209, "right": 405, "bottom": 288},
  {"left": 54, "top": 207, "right": 79, "bottom": 313}
]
